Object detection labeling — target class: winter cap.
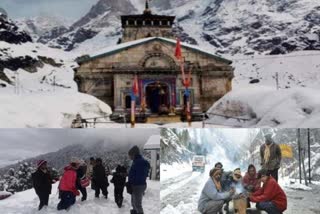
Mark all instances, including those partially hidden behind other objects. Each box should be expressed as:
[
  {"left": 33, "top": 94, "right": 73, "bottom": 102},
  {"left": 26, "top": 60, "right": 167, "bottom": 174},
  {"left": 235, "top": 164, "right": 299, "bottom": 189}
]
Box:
[
  {"left": 257, "top": 168, "right": 269, "bottom": 179},
  {"left": 128, "top": 145, "right": 140, "bottom": 157},
  {"left": 209, "top": 168, "right": 222, "bottom": 177},
  {"left": 37, "top": 160, "right": 47, "bottom": 168},
  {"left": 264, "top": 133, "right": 273, "bottom": 141},
  {"left": 70, "top": 157, "right": 80, "bottom": 164}
]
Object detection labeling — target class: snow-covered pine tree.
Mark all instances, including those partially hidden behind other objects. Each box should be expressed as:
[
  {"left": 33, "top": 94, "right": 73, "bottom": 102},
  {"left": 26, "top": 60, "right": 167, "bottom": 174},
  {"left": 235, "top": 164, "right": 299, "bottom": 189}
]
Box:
[
  {"left": 4, "top": 168, "right": 19, "bottom": 194},
  {"left": 15, "top": 162, "right": 34, "bottom": 192}
]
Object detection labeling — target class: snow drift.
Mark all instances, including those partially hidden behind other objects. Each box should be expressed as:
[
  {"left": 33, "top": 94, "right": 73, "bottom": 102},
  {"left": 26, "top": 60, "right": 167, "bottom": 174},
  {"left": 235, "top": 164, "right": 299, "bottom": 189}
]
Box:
[{"left": 207, "top": 86, "right": 320, "bottom": 128}]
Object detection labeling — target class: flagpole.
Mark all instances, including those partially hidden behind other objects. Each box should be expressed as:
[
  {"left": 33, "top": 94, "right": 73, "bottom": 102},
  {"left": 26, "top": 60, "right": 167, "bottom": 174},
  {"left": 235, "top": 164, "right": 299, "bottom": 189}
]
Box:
[
  {"left": 131, "top": 74, "right": 139, "bottom": 128},
  {"left": 175, "top": 37, "right": 192, "bottom": 127},
  {"left": 131, "top": 94, "right": 135, "bottom": 128}
]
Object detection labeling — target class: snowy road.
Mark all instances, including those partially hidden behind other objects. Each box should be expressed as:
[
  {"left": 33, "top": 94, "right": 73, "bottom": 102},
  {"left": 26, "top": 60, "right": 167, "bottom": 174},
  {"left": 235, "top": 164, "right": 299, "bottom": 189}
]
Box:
[
  {"left": 161, "top": 167, "right": 209, "bottom": 213},
  {"left": 285, "top": 183, "right": 320, "bottom": 214}
]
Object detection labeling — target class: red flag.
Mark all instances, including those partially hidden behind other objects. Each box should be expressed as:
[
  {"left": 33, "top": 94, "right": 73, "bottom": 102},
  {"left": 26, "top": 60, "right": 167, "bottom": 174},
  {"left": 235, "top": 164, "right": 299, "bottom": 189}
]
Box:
[
  {"left": 175, "top": 38, "right": 182, "bottom": 60},
  {"left": 132, "top": 74, "right": 139, "bottom": 96}
]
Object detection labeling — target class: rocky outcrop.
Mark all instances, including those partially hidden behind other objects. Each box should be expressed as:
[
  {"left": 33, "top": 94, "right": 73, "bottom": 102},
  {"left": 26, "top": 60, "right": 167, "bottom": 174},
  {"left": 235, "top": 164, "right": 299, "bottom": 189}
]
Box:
[{"left": 0, "top": 16, "right": 32, "bottom": 44}]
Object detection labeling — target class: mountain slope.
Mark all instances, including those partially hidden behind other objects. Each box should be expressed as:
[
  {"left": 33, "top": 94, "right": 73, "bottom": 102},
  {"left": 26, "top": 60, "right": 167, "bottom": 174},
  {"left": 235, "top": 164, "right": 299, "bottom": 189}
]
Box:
[{"left": 37, "top": 0, "right": 320, "bottom": 54}]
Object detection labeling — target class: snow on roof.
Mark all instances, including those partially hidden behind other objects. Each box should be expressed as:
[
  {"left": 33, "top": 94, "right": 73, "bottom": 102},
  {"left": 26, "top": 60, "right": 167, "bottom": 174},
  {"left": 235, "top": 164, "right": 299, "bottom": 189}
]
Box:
[
  {"left": 77, "top": 37, "right": 232, "bottom": 64},
  {"left": 144, "top": 135, "right": 160, "bottom": 150}
]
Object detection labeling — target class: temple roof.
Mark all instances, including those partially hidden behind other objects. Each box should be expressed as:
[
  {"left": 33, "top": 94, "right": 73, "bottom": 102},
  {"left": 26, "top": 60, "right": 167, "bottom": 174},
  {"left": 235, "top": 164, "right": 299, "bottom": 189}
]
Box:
[{"left": 76, "top": 37, "right": 232, "bottom": 65}]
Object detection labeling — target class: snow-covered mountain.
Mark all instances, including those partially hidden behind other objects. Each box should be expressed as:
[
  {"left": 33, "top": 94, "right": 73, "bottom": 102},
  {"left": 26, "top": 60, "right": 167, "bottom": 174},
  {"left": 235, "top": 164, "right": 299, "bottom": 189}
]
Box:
[
  {"left": 37, "top": 0, "right": 320, "bottom": 54},
  {"left": 37, "top": 0, "right": 138, "bottom": 51},
  {"left": 15, "top": 16, "right": 71, "bottom": 41}
]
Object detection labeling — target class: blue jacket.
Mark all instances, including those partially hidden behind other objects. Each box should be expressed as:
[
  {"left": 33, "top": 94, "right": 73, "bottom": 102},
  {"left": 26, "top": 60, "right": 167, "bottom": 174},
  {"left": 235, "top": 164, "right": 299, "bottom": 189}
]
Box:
[{"left": 128, "top": 155, "right": 150, "bottom": 186}]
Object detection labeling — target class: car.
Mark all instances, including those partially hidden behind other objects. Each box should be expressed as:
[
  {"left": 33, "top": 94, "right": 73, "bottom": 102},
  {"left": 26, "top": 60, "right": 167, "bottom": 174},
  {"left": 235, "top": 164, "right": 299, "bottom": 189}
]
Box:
[{"left": 192, "top": 155, "right": 205, "bottom": 173}]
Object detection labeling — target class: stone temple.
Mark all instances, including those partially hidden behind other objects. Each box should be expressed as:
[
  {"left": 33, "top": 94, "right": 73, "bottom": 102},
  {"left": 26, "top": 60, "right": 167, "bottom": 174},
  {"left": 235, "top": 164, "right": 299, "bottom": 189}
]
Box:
[{"left": 74, "top": 1, "right": 234, "bottom": 122}]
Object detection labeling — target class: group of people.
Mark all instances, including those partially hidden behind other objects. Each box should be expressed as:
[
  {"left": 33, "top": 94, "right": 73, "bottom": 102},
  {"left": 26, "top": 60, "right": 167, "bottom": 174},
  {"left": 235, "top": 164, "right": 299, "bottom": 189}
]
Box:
[
  {"left": 198, "top": 133, "right": 287, "bottom": 214},
  {"left": 32, "top": 145, "right": 150, "bottom": 214}
]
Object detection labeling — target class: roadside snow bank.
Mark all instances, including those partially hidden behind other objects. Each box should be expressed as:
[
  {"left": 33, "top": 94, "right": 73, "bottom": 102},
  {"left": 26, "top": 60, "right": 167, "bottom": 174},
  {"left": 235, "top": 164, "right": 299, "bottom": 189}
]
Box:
[
  {"left": 207, "top": 86, "right": 320, "bottom": 128},
  {"left": 0, "top": 92, "right": 112, "bottom": 128}
]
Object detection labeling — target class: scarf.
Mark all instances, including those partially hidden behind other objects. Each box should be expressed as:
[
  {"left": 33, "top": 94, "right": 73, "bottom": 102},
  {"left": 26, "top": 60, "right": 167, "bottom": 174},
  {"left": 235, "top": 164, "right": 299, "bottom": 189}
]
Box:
[{"left": 264, "top": 143, "right": 272, "bottom": 163}]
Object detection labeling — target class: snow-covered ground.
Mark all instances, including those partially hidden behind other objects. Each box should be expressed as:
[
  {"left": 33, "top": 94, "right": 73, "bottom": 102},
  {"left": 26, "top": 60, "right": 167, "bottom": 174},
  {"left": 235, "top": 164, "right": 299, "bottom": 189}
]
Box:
[
  {"left": 0, "top": 92, "right": 112, "bottom": 128},
  {"left": 0, "top": 179, "right": 159, "bottom": 214},
  {"left": 206, "top": 51, "right": 320, "bottom": 128}
]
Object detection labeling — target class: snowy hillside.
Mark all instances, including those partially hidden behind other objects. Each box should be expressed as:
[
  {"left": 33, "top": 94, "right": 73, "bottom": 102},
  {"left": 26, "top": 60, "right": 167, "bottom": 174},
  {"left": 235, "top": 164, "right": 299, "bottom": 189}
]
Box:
[
  {"left": 0, "top": 143, "right": 134, "bottom": 176},
  {"left": 0, "top": 15, "right": 112, "bottom": 128},
  {"left": 0, "top": 181, "right": 160, "bottom": 214},
  {"left": 15, "top": 16, "right": 71, "bottom": 41},
  {"left": 206, "top": 51, "right": 320, "bottom": 128}
]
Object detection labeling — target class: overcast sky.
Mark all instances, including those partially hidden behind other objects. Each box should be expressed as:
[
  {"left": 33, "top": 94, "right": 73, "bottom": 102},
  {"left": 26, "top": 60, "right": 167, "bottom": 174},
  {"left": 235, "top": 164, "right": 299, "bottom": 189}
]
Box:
[
  {"left": 0, "top": 129, "right": 159, "bottom": 168},
  {"left": 1, "top": 0, "right": 99, "bottom": 20}
]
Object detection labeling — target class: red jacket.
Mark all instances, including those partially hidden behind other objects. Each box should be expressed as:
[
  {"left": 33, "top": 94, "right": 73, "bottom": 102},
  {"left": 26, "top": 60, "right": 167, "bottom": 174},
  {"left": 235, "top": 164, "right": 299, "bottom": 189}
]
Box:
[
  {"left": 59, "top": 166, "right": 79, "bottom": 196},
  {"left": 242, "top": 171, "right": 260, "bottom": 192},
  {"left": 250, "top": 177, "right": 287, "bottom": 212}
]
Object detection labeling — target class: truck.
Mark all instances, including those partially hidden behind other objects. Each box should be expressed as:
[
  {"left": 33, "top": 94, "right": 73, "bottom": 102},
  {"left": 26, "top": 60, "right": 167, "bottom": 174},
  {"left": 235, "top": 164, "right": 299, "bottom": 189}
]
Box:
[{"left": 192, "top": 155, "right": 206, "bottom": 173}]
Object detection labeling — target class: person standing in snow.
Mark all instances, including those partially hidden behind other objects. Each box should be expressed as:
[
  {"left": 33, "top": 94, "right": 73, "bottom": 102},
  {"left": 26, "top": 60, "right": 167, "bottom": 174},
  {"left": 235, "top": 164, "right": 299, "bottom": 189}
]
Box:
[
  {"left": 260, "top": 133, "right": 282, "bottom": 182},
  {"left": 57, "top": 159, "right": 80, "bottom": 210},
  {"left": 111, "top": 165, "right": 127, "bottom": 208},
  {"left": 198, "top": 168, "right": 235, "bottom": 214},
  {"left": 242, "top": 164, "right": 261, "bottom": 208},
  {"left": 128, "top": 145, "right": 150, "bottom": 214},
  {"left": 249, "top": 168, "right": 287, "bottom": 214},
  {"left": 76, "top": 160, "right": 88, "bottom": 201},
  {"left": 32, "top": 160, "right": 54, "bottom": 211},
  {"left": 92, "top": 158, "right": 109, "bottom": 199}
]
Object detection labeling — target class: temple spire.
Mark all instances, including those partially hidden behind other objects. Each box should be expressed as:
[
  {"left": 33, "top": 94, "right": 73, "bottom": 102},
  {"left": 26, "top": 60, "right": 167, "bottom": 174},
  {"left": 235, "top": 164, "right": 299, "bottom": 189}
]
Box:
[{"left": 143, "top": 0, "right": 152, "bottom": 15}]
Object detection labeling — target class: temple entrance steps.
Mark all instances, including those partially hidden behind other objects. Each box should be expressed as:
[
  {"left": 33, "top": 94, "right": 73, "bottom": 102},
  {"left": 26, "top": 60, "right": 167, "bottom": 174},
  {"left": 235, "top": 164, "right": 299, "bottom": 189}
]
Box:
[{"left": 146, "top": 114, "right": 181, "bottom": 124}]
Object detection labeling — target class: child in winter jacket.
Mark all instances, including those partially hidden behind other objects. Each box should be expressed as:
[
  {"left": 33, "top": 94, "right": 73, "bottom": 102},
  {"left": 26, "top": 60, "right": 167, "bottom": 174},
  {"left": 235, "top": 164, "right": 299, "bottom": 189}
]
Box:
[
  {"left": 57, "top": 160, "right": 80, "bottom": 210},
  {"left": 92, "top": 158, "right": 109, "bottom": 199},
  {"left": 111, "top": 165, "right": 127, "bottom": 208}
]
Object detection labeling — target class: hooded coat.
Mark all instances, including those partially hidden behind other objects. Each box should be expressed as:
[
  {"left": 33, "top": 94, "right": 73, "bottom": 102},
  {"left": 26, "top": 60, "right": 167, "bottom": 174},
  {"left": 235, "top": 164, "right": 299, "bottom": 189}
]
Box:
[
  {"left": 250, "top": 176, "right": 287, "bottom": 212},
  {"left": 242, "top": 165, "right": 260, "bottom": 192},
  {"left": 59, "top": 165, "right": 79, "bottom": 196}
]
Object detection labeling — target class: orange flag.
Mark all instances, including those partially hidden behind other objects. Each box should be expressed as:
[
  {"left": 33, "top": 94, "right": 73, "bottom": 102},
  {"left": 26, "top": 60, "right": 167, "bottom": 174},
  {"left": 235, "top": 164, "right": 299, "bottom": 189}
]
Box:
[{"left": 175, "top": 38, "right": 182, "bottom": 60}]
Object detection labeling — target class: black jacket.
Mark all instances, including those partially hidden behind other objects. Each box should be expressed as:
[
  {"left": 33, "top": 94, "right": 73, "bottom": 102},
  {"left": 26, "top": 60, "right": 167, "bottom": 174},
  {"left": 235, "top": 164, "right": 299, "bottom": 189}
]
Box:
[
  {"left": 93, "top": 164, "right": 108, "bottom": 185},
  {"left": 32, "top": 169, "right": 52, "bottom": 195},
  {"left": 111, "top": 172, "right": 126, "bottom": 187}
]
